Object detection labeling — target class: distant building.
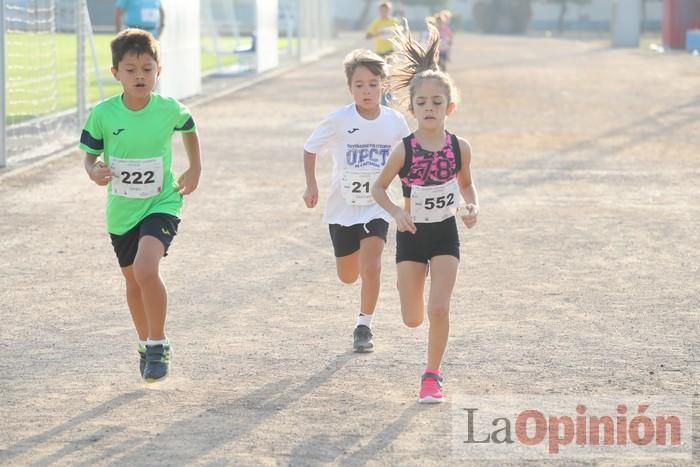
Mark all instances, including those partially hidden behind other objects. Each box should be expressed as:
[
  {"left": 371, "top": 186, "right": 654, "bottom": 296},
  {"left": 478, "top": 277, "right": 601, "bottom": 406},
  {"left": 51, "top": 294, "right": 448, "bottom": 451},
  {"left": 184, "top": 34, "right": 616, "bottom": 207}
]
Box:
[
  {"left": 15, "top": 1, "right": 661, "bottom": 35},
  {"left": 333, "top": 0, "right": 662, "bottom": 32}
]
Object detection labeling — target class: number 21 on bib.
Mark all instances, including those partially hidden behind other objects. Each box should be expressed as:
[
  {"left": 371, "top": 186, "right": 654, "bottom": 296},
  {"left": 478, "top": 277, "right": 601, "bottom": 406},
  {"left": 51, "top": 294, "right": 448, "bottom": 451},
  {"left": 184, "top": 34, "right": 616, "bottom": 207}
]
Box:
[
  {"left": 109, "top": 156, "right": 164, "bottom": 199},
  {"left": 410, "top": 178, "right": 462, "bottom": 223},
  {"left": 341, "top": 169, "right": 380, "bottom": 206}
]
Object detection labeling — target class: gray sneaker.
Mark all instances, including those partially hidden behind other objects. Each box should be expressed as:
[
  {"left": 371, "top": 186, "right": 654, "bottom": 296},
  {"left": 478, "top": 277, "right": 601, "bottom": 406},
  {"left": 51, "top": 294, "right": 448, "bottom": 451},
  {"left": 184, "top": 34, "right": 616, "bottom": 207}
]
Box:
[
  {"left": 138, "top": 345, "right": 147, "bottom": 378},
  {"left": 353, "top": 325, "right": 374, "bottom": 353},
  {"left": 143, "top": 343, "right": 172, "bottom": 382}
]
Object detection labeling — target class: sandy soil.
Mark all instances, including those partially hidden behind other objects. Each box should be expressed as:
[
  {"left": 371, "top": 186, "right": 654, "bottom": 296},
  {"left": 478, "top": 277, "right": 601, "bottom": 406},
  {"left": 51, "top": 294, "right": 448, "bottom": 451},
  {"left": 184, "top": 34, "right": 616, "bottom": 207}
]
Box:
[{"left": 0, "top": 33, "right": 698, "bottom": 466}]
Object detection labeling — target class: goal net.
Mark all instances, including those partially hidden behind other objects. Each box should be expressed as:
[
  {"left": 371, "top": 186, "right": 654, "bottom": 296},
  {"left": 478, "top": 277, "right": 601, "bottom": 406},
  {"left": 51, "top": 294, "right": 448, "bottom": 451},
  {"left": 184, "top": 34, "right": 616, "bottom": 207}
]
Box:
[{"left": 1, "top": 0, "right": 104, "bottom": 168}]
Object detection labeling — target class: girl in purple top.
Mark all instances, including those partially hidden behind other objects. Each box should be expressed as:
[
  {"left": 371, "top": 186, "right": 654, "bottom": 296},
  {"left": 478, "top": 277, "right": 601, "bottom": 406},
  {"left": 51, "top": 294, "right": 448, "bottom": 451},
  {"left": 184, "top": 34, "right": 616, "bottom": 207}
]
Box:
[{"left": 372, "top": 23, "right": 479, "bottom": 403}]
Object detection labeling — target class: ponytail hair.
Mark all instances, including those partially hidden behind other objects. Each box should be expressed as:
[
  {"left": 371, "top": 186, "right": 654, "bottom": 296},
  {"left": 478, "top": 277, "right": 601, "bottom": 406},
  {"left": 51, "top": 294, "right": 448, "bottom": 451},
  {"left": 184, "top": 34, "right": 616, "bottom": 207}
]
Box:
[{"left": 388, "top": 19, "right": 457, "bottom": 109}]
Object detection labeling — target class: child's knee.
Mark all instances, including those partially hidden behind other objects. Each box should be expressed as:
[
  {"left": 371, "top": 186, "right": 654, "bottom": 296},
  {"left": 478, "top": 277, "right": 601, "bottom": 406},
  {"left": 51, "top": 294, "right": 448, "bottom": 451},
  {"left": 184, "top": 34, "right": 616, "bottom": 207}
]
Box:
[
  {"left": 360, "top": 261, "right": 381, "bottom": 281},
  {"left": 132, "top": 259, "right": 159, "bottom": 285},
  {"left": 335, "top": 257, "right": 359, "bottom": 284},
  {"left": 428, "top": 303, "right": 450, "bottom": 320},
  {"left": 402, "top": 306, "right": 424, "bottom": 328},
  {"left": 403, "top": 315, "right": 423, "bottom": 328},
  {"left": 337, "top": 270, "right": 358, "bottom": 284}
]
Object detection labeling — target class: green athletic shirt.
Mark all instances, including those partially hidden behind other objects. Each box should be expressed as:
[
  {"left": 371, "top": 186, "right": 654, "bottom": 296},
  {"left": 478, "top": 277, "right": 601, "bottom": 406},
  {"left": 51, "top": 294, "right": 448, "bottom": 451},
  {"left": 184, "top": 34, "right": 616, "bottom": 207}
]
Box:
[{"left": 79, "top": 93, "right": 196, "bottom": 235}]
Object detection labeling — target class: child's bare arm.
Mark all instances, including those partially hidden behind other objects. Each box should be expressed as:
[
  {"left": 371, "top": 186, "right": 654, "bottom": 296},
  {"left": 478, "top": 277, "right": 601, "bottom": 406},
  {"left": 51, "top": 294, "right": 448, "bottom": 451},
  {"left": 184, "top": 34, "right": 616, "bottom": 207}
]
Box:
[
  {"left": 372, "top": 143, "right": 416, "bottom": 233},
  {"left": 84, "top": 153, "right": 112, "bottom": 186},
  {"left": 456, "top": 138, "right": 478, "bottom": 228},
  {"left": 158, "top": 5, "right": 165, "bottom": 37},
  {"left": 177, "top": 131, "right": 201, "bottom": 195},
  {"left": 303, "top": 150, "right": 318, "bottom": 208},
  {"left": 115, "top": 7, "right": 124, "bottom": 32}
]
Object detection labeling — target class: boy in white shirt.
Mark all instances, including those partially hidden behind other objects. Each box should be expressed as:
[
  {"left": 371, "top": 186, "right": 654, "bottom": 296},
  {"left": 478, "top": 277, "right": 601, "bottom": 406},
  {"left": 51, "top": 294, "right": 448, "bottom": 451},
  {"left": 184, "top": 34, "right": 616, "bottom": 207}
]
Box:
[{"left": 303, "top": 48, "right": 410, "bottom": 352}]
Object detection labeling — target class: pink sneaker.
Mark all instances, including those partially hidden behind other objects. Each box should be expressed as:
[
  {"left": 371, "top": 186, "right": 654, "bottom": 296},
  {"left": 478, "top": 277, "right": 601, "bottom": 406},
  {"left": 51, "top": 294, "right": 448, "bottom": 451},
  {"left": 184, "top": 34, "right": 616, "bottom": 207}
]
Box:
[{"left": 418, "top": 372, "right": 444, "bottom": 403}]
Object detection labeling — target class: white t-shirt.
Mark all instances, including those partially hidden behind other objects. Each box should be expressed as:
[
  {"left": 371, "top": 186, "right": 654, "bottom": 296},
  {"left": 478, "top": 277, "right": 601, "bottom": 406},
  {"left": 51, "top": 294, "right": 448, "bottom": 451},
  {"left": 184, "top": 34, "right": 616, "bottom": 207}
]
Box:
[{"left": 304, "top": 104, "right": 411, "bottom": 226}]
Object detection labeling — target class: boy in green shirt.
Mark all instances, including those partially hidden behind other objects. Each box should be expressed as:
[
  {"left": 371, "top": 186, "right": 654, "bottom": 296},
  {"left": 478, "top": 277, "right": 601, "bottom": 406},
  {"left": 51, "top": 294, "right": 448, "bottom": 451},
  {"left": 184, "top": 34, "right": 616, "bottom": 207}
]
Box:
[{"left": 79, "top": 29, "right": 202, "bottom": 382}]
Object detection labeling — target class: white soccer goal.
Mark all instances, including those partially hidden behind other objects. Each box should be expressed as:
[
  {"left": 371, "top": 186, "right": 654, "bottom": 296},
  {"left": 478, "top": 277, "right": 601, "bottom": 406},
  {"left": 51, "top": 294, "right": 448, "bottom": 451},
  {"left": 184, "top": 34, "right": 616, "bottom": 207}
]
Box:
[
  {"left": 1, "top": 0, "right": 103, "bottom": 168},
  {"left": 296, "top": 0, "right": 334, "bottom": 62},
  {"left": 200, "top": 0, "right": 334, "bottom": 77},
  {"left": 201, "top": 0, "right": 252, "bottom": 75},
  {"left": 1, "top": 0, "right": 335, "bottom": 169}
]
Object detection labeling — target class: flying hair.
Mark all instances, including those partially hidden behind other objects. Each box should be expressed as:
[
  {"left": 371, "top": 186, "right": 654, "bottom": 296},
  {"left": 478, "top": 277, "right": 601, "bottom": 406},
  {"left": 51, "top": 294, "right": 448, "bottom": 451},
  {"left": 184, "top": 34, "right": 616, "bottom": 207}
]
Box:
[{"left": 388, "top": 19, "right": 457, "bottom": 109}]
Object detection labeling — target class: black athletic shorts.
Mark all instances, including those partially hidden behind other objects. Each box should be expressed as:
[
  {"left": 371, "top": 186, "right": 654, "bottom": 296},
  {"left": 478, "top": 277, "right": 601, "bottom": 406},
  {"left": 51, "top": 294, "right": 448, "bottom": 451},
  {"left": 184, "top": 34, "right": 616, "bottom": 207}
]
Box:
[
  {"left": 328, "top": 218, "right": 389, "bottom": 258},
  {"left": 109, "top": 213, "right": 180, "bottom": 268},
  {"left": 396, "top": 216, "right": 460, "bottom": 264}
]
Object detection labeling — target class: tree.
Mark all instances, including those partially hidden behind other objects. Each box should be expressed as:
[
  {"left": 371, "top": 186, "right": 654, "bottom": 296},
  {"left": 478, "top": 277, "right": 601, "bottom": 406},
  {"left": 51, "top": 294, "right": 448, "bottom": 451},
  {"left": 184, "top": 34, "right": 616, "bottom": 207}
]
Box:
[
  {"left": 472, "top": 1, "right": 532, "bottom": 35},
  {"left": 539, "top": 0, "right": 592, "bottom": 33}
]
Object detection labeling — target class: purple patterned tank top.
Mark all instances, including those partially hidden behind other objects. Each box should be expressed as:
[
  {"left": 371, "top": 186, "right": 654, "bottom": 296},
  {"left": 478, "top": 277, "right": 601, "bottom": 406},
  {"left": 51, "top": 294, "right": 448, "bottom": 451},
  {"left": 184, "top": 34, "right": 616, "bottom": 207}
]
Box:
[{"left": 399, "top": 131, "right": 462, "bottom": 198}]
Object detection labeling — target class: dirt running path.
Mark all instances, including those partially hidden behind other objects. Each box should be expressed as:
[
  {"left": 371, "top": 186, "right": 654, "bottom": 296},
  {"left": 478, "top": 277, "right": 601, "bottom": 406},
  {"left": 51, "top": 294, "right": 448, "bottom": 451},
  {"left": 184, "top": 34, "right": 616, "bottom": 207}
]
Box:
[{"left": 1, "top": 34, "right": 698, "bottom": 466}]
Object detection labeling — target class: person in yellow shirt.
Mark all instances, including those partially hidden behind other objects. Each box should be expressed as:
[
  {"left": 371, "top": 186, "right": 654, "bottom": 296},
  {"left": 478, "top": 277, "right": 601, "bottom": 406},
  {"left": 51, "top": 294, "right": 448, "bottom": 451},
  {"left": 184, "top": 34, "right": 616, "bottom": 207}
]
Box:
[
  {"left": 366, "top": 2, "right": 400, "bottom": 105},
  {"left": 365, "top": 2, "right": 400, "bottom": 58}
]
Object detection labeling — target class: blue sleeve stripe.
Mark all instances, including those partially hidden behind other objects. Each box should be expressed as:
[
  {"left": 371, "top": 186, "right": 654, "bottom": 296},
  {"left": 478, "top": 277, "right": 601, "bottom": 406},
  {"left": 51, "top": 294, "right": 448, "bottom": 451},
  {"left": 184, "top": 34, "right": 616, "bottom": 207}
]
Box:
[
  {"left": 174, "top": 116, "right": 195, "bottom": 132},
  {"left": 80, "top": 130, "right": 103, "bottom": 151}
]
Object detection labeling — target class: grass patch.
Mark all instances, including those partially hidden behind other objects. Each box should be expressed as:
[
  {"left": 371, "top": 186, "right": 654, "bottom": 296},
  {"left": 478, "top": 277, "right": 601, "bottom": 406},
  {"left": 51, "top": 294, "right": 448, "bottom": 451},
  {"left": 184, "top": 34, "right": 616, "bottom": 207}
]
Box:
[{"left": 5, "top": 32, "right": 297, "bottom": 122}]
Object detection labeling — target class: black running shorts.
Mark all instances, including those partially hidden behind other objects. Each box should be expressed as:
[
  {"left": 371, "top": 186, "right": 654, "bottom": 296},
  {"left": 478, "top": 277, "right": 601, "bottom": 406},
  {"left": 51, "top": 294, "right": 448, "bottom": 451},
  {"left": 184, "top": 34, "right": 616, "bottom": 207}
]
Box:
[
  {"left": 396, "top": 216, "right": 460, "bottom": 264},
  {"left": 328, "top": 218, "right": 389, "bottom": 258},
  {"left": 109, "top": 213, "right": 180, "bottom": 268}
]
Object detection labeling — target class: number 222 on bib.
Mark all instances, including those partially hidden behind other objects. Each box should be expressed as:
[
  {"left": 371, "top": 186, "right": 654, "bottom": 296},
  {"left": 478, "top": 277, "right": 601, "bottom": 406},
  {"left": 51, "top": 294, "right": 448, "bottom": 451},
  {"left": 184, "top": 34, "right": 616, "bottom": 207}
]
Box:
[
  {"left": 341, "top": 169, "right": 380, "bottom": 206},
  {"left": 109, "top": 156, "right": 163, "bottom": 199},
  {"left": 410, "top": 178, "right": 461, "bottom": 223}
]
